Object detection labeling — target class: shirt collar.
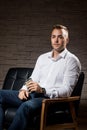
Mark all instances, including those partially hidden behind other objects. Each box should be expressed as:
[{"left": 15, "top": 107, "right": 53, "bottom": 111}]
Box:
[
  {"left": 48, "top": 48, "right": 68, "bottom": 61},
  {"left": 59, "top": 48, "right": 68, "bottom": 58}
]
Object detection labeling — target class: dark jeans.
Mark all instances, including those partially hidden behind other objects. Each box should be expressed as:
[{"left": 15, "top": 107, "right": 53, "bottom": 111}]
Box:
[{"left": 0, "top": 90, "right": 48, "bottom": 130}]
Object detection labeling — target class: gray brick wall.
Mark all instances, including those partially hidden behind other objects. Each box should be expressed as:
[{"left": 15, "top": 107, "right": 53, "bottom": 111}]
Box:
[{"left": 0, "top": 0, "right": 87, "bottom": 100}]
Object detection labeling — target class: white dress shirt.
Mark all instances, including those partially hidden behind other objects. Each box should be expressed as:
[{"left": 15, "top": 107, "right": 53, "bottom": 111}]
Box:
[{"left": 21, "top": 48, "right": 81, "bottom": 98}]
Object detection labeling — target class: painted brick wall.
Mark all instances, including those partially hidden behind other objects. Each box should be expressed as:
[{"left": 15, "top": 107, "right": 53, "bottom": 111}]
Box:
[{"left": 0, "top": 0, "right": 87, "bottom": 101}]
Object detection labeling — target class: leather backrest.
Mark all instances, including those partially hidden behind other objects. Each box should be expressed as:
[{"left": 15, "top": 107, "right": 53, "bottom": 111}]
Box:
[
  {"left": 2, "top": 68, "right": 33, "bottom": 90},
  {"left": 71, "top": 72, "right": 85, "bottom": 116},
  {"left": 71, "top": 72, "right": 85, "bottom": 97}
]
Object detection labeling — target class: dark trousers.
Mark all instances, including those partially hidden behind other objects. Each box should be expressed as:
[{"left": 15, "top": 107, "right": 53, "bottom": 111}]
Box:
[{"left": 0, "top": 90, "right": 48, "bottom": 130}]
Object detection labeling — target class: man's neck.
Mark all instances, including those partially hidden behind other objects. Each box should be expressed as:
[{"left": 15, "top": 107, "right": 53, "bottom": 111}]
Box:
[
  {"left": 52, "top": 49, "right": 65, "bottom": 59},
  {"left": 52, "top": 50, "right": 59, "bottom": 59}
]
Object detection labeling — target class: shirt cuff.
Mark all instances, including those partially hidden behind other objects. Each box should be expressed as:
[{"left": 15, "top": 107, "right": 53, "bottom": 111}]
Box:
[
  {"left": 20, "top": 85, "right": 28, "bottom": 91},
  {"left": 45, "top": 88, "right": 58, "bottom": 98}
]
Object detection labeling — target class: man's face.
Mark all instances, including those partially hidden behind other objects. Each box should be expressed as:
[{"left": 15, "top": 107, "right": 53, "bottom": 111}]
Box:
[{"left": 51, "top": 28, "right": 69, "bottom": 53}]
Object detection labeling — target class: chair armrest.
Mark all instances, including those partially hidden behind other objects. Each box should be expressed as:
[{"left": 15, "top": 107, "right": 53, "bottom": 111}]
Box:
[
  {"left": 40, "top": 96, "right": 80, "bottom": 130},
  {"left": 42, "top": 96, "right": 80, "bottom": 104}
]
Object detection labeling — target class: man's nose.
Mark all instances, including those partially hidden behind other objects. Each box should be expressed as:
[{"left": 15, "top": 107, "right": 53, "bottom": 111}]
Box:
[{"left": 55, "top": 37, "right": 58, "bottom": 43}]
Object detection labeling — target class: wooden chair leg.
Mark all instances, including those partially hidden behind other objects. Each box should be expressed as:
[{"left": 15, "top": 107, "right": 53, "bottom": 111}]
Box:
[
  {"left": 40, "top": 101, "right": 48, "bottom": 130},
  {"left": 69, "top": 102, "right": 79, "bottom": 130}
]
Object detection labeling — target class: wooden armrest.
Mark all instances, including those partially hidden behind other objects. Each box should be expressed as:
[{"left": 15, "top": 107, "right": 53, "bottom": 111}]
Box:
[{"left": 42, "top": 96, "right": 80, "bottom": 105}]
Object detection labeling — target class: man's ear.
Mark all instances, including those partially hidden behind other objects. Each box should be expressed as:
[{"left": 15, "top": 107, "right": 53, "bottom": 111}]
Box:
[{"left": 66, "top": 38, "right": 69, "bottom": 44}]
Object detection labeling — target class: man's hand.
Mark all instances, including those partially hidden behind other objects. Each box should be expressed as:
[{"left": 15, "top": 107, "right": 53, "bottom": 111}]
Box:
[
  {"left": 26, "top": 80, "right": 42, "bottom": 93},
  {"left": 18, "top": 90, "right": 29, "bottom": 100}
]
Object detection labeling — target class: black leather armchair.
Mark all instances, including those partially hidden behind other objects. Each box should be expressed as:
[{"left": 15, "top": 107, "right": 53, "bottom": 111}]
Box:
[
  {"left": 1, "top": 67, "right": 84, "bottom": 130},
  {"left": 2, "top": 68, "right": 34, "bottom": 129}
]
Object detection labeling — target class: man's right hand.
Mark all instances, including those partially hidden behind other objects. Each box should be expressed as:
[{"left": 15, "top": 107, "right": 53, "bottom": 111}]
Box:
[{"left": 18, "top": 90, "right": 29, "bottom": 100}]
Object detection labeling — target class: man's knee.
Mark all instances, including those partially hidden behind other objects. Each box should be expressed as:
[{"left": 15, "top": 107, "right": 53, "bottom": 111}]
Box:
[
  {"left": 20, "top": 100, "right": 36, "bottom": 111},
  {"left": 17, "top": 99, "right": 42, "bottom": 116},
  {"left": 15, "top": 101, "right": 34, "bottom": 120}
]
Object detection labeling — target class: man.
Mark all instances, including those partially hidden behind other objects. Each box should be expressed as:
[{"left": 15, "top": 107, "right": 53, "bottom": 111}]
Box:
[{"left": 0, "top": 24, "right": 81, "bottom": 130}]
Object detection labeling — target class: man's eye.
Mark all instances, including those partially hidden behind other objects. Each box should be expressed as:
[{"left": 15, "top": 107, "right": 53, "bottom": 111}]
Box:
[
  {"left": 59, "top": 36, "right": 63, "bottom": 39},
  {"left": 51, "top": 35, "right": 55, "bottom": 38}
]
